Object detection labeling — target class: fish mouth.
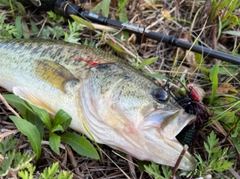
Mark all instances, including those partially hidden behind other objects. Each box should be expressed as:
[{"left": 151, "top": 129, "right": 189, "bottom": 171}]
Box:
[
  {"left": 144, "top": 109, "right": 196, "bottom": 139},
  {"left": 141, "top": 109, "right": 196, "bottom": 170}
]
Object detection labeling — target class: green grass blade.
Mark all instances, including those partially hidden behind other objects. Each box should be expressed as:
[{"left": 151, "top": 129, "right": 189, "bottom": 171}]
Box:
[
  {"left": 70, "top": 14, "right": 95, "bottom": 30},
  {"left": 117, "top": 0, "right": 128, "bottom": 13},
  {"left": 51, "top": 124, "right": 64, "bottom": 133},
  {"left": 102, "top": 0, "right": 111, "bottom": 17},
  {"left": 61, "top": 132, "right": 99, "bottom": 159},
  {"left": 49, "top": 133, "right": 61, "bottom": 155},
  {"left": 15, "top": 16, "right": 22, "bottom": 39},
  {"left": 53, "top": 109, "right": 72, "bottom": 131},
  {"left": 31, "top": 105, "right": 51, "bottom": 131},
  {"left": 117, "top": 0, "right": 129, "bottom": 40},
  {"left": 27, "top": 110, "right": 45, "bottom": 139},
  {"left": 90, "top": 0, "right": 110, "bottom": 17},
  {"left": 106, "top": 39, "right": 128, "bottom": 54},
  {"left": 136, "top": 57, "right": 158, "bottom": 69},
  {"left": 22, "top": 20, "right": 30, "bottom": 39},
  {"left": 16, "top": 1, "right": 26, "bottom": 15},
  {"left": 9, "top": 116, "right": 42, "bottom": 160},
  {"left": 209, "top": 62, "right": 219, "bottom": 104},
  {"left": 222, "top": 30, "right": 240, "bottom": 37},
  {"left": 30, "top": 19, "right": 39, "bottom": 37},
  {"left": 3, "top": 94, "right": 33, "bottom": 119},
  {"left": 3, "top": 94, "right": 46, "bottom": 138}
]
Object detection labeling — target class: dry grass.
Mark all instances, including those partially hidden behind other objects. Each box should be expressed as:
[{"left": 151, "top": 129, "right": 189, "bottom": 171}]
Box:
[{"left": 0, "top": 0, "right": 240, "bottom": 178}]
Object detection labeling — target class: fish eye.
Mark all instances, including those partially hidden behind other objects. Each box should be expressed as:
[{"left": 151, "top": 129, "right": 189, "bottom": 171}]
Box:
[{"left": 152, "top": 88, "right": 169, "bottom": 103}]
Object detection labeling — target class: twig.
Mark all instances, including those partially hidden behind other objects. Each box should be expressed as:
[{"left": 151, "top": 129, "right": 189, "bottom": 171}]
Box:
[
  {"left": 213, "top": 121, "right": 234, "bottom": 146},
  {"left": 100, "top": 148, "right": 131, "bottom": 179},
  {"left": 37, "top": 16, "right": 48, "bottom": 37},
  {"left": 0, "top": 93, "right": 20, "bottom": 118},
  {"left": 112, "top": 150, "right": 138, "bottom": 167},
  {"left": 126, "top": 155, "right": 137, "bottom": 179},
  {"left": 228, "top": 166, "right": 240, "bottom": 179},
  {"left": 0, "top": 129, "right": 19, "bottom": 142},
  {"left": 66, "top": 145, "right": 83, "bottom": 178},
  {"left": 170, "top": 145, "right": 189, "bottom": 179},
  {"left": 10, "top": 171, "right": 18, "bottom": 179}
]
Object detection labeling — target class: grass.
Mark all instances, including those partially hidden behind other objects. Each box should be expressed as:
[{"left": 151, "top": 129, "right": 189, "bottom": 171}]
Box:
[{"left": 0, "top": 0, "right": 240, "bottom": 178}]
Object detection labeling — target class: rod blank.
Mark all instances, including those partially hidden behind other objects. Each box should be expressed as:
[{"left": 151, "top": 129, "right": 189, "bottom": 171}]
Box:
[
  {"left": 78, "top": 10, "right": 240, "bottom": 65},
  {"left": 24, "top": 0, "right": 240, "bottom": 65}
]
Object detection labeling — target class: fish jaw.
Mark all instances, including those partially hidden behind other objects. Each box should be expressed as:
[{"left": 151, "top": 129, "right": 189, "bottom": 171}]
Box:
[{"left": 142, "top": 109, "right": 196, "bottom": 170}]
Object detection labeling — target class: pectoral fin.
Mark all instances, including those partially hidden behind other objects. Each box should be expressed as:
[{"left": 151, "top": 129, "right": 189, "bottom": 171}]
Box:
[
  {"left": 34, "top": 59, "right": 78, "bottom": 92},
  {"left": 13, "top": 87, "right": 55, "bottom": 114}
]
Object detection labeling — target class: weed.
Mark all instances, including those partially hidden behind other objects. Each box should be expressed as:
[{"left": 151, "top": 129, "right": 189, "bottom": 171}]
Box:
[
  {"left": 144, "top": 163, "right": 172, "bottom": 179},
  {"left": 18, "top": 162, "right": 73, "bottom": 179},
  {"left": 209, "top": 0, "right": 240, "bottom": 38},
  {"left": 188, "top": 131, "right": 233, "bottom": 178},
  {"left": 209, "top": 62, "right": 219, "bottom": 105},
  {"left": 90, "top": 0, "right": 111, "bottom": 17},
  {"left": 0, "top": 136, "right": 35, "bottom": 177},
  {"left": 0, "top": 15, "right": 18, "bottom": 38},
  {"left": 3, "top": 94, "right": 99, "bottom": 160}
]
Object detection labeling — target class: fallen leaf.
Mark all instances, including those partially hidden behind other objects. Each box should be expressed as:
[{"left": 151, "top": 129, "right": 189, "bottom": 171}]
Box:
[
  {"left": 161, "top": 9, "right": 173, "bottom": 20},
  {"left": 217, "top": 84, "right": 238, "bottom": 94}
]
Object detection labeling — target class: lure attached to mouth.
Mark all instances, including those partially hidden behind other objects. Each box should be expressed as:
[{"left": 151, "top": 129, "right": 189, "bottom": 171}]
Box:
[{"left": 167, "top": 82, "right": 210, "bottom": 149}]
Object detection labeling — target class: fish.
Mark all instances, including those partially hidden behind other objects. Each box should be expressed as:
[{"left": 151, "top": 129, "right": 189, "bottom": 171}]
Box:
[{"left": 0, "top": 38, "right": 196, "bottom": 170}]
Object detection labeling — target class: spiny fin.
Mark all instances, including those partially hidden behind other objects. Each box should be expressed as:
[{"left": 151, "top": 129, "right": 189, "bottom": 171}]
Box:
[
  {"left": 34, "top": 59, "right": 78, "bottom": 92},
  {"left": 13, "top": 87, "right": 55, "bottom": 114}
]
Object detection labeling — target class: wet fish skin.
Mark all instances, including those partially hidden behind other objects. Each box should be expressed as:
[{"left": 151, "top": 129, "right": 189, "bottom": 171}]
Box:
[{"left": 0, "top": 38, "right": 196, "bottom": 170}]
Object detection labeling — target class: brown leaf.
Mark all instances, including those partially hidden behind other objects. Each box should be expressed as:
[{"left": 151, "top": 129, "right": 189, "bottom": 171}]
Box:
[
  {"left": 217, "top": 84, "right": 238, "bottom": 94},
  {"left": 161, "top": 9, "right": 173, "bottom": 21}
]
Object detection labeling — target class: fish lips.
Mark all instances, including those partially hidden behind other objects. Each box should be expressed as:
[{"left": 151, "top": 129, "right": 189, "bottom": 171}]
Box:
[{"left": 142, "top": 108, "right": 196, "bottom": 170}]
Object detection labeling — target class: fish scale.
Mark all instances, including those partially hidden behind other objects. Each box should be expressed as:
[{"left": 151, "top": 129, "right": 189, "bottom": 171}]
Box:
[{"left": 0, "top": 38, "right": 196, "bottom": 170}]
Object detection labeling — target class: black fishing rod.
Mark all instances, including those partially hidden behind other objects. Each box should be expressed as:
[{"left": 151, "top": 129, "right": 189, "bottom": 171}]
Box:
[{"left": 19, "top": 0, "right": 240, "bottom": 65}]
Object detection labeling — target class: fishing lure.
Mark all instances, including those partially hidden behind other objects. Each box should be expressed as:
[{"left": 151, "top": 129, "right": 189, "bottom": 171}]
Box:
[
  {"left": 165, "top": 80, "right": 210, "bottom": 148},
  {"left": 177, "top": 86, "right": 210, "bottom": 130}
]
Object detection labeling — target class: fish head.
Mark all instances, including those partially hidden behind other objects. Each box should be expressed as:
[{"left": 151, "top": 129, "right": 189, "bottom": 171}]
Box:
[{"left": 80, "top": 63, "right": 196, "bottom": 171}]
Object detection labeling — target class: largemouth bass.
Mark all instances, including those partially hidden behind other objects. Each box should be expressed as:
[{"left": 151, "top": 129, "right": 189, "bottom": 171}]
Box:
[{"left": 0, "top": 38, "right": 196, "bottom": 170}]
